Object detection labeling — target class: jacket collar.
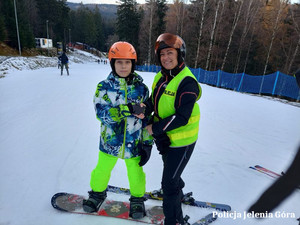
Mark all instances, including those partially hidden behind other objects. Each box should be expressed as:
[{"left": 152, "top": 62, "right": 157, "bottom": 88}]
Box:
[
  {"left": 107, "top": 72, "right": 143, "bottom": 85},
  {"left": 161, "top": 62, "right": 185, "bottom": 79}
]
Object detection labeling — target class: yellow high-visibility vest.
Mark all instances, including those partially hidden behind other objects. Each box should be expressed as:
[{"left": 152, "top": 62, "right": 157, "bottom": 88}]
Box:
[{"left": 152, "top": 67, "right": 201, "bottom": 147}]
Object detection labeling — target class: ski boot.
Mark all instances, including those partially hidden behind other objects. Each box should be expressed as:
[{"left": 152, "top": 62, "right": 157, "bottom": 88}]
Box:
[
  {"left": 129, "top": 196, "right": 146, "bottom": 219},
  {"left": 82, "top": 190, "right": 107, "bottom": 213}
]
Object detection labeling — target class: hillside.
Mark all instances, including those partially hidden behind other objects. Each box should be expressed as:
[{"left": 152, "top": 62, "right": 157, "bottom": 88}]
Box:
[{"left": 67, "top": 2, "right": 118, "bottom": 19}]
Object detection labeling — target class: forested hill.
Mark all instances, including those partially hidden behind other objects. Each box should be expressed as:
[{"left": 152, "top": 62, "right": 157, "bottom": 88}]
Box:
[{"left": 67, "top": 2, "right": 117, "bottom": 19}]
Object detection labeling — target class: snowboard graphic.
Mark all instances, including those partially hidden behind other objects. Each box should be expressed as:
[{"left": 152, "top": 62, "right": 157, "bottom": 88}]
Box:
[{"left": 51, "top": 192, "right": 164, "bottom": 224}]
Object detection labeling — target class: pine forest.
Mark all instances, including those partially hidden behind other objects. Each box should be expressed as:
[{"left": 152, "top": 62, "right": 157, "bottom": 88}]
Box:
[{"left": 0, "top": 0, "right": 299, "bottom": 75}]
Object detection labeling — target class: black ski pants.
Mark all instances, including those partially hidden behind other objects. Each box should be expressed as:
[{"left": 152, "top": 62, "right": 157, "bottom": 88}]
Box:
[{"left": 161, "top": 142, "right": 195, "bottom": 225}]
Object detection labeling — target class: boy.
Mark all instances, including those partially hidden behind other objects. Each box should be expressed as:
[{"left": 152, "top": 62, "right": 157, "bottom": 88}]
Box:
[{"left": 83, "top": 42, "right": 152, "bottom": 219}]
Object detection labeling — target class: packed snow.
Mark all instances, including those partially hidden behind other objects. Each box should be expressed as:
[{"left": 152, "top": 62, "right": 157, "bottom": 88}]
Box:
[{"left": 0, "top": 50, "right": 299, "bottom": 225}]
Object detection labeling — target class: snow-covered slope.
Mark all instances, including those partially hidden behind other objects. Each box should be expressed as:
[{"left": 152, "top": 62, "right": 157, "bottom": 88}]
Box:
[
  {"left": 0, "top": 53, "right": 299, "bottom": 225},
  {"left": 0, "top": 49, "right": 103, "bottom": 77}
]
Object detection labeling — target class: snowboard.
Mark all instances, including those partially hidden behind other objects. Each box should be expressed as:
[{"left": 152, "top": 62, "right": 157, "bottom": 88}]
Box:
[
  {"left": 51, "top": 192, "right": 164, "bottom": 224},
  {"left": 51, "top": 192, "right": 218, "bottom": 225},
  {"left": 191, "top": 213, "right": 218, "bottom": 225}
]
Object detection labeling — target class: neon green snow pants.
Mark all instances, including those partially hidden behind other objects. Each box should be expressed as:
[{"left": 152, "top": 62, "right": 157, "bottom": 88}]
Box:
[{"left": 90, "top": 151, "right": 146, "bottom": 197}]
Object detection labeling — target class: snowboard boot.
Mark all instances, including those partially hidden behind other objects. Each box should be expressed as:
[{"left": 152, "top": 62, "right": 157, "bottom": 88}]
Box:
[
  {"left": 82, "top": 190, "right": 107, "bottom": 213},
  {"left": 129, "top": 196, "right": 146, "bottom": 219},
  {"left": 150, "top": 188, "right": 163, "bottom": 200},
  {"left": 176, "top": 215, "right": 190, "bottom": 225}
]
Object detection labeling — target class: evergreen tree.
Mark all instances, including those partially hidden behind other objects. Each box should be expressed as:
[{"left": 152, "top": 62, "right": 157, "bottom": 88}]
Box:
[
  {"left": 94, "top": 6, "right": 104, "bottom": 51},
  {"left": 155, "top": 0, "right": 167, "bottom": 37},
  {"left": 138, "top": 0, "right": 167, "bottom": 64},
  {"left": 0, "top": 14, "right": 5, "bottom": 42},
  {"left": 0, "top": 0, "right": 7, "bottom": 42},
  {"left": 85, "top": 9, "right": 97, "bottom": 46},
  {"left": 116, "top": 0, "right": 141, "bottom": 48},
  {"left": 71, "top": 4, "right": 96, "bottom": 46},
  {"left": 0, "top": 0, "right": 18, "bottom": 48},
  {"left": 35, "top": 0, "right": 70, "bottom": 46},
  {"left": 18, "top": 0, "right": 35, "bottom": 48},
  {"left": 73, "top": 4, "right": 89, "bottom": 43},
  {"left": 0, "top": 0, "right": 35, "bottom": 49}
]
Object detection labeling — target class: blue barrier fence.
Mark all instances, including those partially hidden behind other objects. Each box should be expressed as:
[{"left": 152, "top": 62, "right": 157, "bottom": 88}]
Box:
[{"left": 136, "top": 65, "right": 300, "bottom": 101}]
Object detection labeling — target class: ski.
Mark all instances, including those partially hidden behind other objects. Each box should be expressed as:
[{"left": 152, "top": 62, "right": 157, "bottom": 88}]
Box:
[
  {"left": 254, "top": 165, "right": 281, "bottom": 177},
  {"left": 191, "top": 213, "right": 218, "bottom": 225},
  {"left": 249, "top": 166, "right": 278, "bottom": 179},
  {"left": 250, "top": 165, "right": 300, "bottom": 189},
  {"left": 107, "top": 185, "right": 231, "bottom": 211}
]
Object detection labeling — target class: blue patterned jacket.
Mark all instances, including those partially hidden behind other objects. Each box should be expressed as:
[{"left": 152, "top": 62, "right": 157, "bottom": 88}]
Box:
[{"left": 93, "top": 72, "right": 153, "bottom": 159}]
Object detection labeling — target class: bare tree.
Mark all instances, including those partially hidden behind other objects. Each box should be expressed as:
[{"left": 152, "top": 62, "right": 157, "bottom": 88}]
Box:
[
  {"left": 165, "top": 1, "right": 180, "bottom": 33},
  {"left": 24, "top": 0, "right": 39, "bottom": 36},
  {"left": 163, "top": 0, "right": 299, "bottom": 73},
  {"left": 194, "top": 0, "right": 207, "bottom": 68},
  {"left": 243, "top": 25, "right": 256, "bottom": 73},
  {"left": 221, "top": 0, "right": 244, "bottom": 71},
  {"left": 210, "top": 0, "right": 226, "bottom": 71},
  {"left": 179, "top": 0, "right": 187, "bottom": 37},
  {"left": 139, "top": 0, "right": 162, "bottom": 65},
  {"left": 172, "top": 0, "right": 185, "bottom": 35},
  {"left": 147, "top": 0, "right": 155, "bottom": 65},
  {"left": 262, "top": 0, "right": 288, "bottom": 76},
  {"left": 287, "top": 5, "right": 300, "bottom": 74},
  {"left": 288, "top": 35, "right": 300, "bottom": 73},
  {"left": 233, "top": 0, "right": 260, "bottom": 73},
  {"left": 260, "top": 0, "right": 288, "bottom": 93},
  {"left": 205, "top": 0, "right": 221, "bottom": 71}
]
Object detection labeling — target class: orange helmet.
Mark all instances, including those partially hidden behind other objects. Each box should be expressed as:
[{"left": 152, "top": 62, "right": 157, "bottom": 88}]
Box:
[{"left": 108, "top": 42, "right": 137, "bottom": 62}]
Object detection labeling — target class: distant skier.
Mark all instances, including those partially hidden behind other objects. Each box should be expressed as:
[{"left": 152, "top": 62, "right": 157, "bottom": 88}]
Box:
[
  {"left": 82, "top": 41, "right": 153, "bottom": 219},
  {"left": 58, "top": 51, "right": 69, "bottom": 76}
]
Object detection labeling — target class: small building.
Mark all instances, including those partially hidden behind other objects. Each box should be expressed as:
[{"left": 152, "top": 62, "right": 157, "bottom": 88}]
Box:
[{"left": 35, "top": 38, "right": 53, "bottom": 48}]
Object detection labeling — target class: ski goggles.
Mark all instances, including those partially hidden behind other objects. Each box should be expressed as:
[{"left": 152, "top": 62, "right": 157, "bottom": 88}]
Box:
[{"left": 155, "top": 33, "right": 183, "bottom": 53}]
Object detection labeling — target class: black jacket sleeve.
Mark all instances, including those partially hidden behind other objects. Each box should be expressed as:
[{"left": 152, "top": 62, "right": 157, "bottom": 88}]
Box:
[
  {"left": 143, "top": 94, "right": 154, "bottom": 117},
  {"left": 248, "top": 146, "right": 300, "bottom": 214},
  {"left": 152, "top": 77, "right": 200, "bottom": 136}
]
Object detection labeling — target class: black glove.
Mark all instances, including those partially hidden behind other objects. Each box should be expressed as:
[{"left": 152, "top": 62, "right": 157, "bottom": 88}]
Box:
[
  {"left": 139, "top": 145, "right": 152, "bottom": 166},
  {"left": 127, "top": 103, "right": 145, "bottom": 115},
  {"left": 152, "top": 133, "right": 171, "bottom": 155}
]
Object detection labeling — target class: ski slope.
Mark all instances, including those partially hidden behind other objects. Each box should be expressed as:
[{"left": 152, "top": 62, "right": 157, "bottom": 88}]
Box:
[{"left": 0, "top": 54, "right": 299, "bottom": 225}]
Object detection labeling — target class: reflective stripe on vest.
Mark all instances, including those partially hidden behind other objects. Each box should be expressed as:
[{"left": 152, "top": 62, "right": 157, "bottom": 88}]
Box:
[{"left": 152, "top": 67, "right": 201, "bottom": 147}]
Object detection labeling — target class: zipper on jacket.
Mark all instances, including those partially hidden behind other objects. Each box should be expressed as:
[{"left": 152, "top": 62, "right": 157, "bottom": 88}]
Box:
[
  {"left": 154, "top": 76, "right": 168, "bottom": 116},
  {"left": 121, "top": 80, "right": 128, "bottom": 159}
]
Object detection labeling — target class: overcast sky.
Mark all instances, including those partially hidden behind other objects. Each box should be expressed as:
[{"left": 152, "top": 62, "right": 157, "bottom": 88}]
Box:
[{"left": 69, "top": 0, "right": 299, "bottom": 5}]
